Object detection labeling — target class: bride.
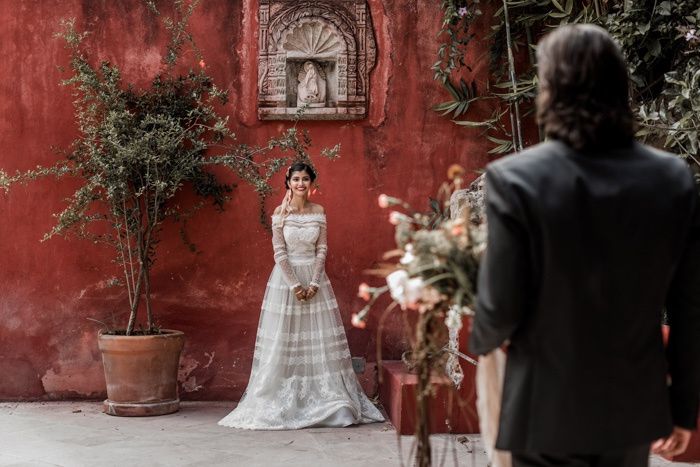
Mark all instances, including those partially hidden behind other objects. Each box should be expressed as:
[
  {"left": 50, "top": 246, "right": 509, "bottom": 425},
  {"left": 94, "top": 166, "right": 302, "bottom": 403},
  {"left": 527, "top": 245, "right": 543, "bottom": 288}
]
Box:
[{"left": 219, "top": 162, "right": 384, "bottom": 429}]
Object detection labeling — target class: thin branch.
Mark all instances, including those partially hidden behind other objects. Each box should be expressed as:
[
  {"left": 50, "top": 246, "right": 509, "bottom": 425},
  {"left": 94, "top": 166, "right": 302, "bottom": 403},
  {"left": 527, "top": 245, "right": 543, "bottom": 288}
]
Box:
[
  {"left": 502, "top": 0, "right": 524, "bottom": 152},
  {"left": 122, "top": 196, "right": 137, "bottom": 306},
  {"left": 115, "top": 210, "right": 134, "bottom": 310}
]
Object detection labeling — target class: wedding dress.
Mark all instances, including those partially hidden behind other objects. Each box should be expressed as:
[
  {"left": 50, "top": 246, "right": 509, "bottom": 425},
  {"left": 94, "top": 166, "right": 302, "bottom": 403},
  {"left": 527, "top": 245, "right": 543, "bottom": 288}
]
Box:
[{"left": 218, "top": 212, "right": 384, "bottom": 430}]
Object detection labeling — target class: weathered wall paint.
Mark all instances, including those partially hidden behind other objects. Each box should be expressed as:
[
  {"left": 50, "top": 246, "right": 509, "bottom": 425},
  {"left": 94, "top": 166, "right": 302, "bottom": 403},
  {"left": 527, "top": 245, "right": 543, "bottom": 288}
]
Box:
[{"left": 0, "top": 0, "right": 494, "bottom": 400}]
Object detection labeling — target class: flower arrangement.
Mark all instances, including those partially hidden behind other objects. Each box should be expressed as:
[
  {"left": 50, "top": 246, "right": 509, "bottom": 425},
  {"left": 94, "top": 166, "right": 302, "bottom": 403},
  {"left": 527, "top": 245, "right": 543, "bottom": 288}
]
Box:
[
  {"left": 353, "top": 165, "right": 484, "bottom": 330},
  {"left": 354, "top": 165, "right": 485, "bottom": 467}
]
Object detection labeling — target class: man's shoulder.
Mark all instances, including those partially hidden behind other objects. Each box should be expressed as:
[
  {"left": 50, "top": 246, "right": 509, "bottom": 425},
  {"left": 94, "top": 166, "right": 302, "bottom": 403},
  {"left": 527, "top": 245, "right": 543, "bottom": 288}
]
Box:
[
  {"left": 634, "top": 142, "right": 687, "bottom": 167},
  {"left": 486, "top": 141, "right": 562, "bottom": 178},
  {"left": 629, "top": 143, "right": 692, "bottom": 186},
  {"left": 488, "top": 140, "right": 689, "bottom": 179}
]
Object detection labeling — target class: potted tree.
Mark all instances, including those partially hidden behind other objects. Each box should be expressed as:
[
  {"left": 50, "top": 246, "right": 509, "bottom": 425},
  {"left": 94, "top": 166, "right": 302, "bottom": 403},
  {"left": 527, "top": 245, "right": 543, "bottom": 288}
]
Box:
[{"left": 0, "top": 1, "right": 337, "bottom": 416}]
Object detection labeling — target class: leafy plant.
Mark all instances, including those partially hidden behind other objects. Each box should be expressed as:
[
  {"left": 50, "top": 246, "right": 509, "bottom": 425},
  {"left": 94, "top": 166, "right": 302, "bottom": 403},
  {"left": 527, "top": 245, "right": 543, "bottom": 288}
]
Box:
[
  {"left": 0, "top": 1, "right": 338, "bottom": 335},
  {"left": 433, "top": 0, "right": 700, "bottom": 162},
  {"left": 608, "top": 1, "right": 700, "bottom": 163},
  {"left": 432, "top": 1, "right": 482, "bottom": 119}
]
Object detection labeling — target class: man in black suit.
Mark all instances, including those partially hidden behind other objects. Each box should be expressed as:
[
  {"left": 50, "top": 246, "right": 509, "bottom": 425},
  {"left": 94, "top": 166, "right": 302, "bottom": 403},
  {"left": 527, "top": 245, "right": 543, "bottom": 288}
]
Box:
[{"left": 469, "top": 24, "right": 700, "bottom": 466}]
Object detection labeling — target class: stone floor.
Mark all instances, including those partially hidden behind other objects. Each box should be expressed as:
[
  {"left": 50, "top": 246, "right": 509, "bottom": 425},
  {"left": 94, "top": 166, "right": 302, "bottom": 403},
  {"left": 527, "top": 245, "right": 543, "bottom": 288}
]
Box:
[{"left": 0, "top": 402, "right": 695, "bottom": 467}]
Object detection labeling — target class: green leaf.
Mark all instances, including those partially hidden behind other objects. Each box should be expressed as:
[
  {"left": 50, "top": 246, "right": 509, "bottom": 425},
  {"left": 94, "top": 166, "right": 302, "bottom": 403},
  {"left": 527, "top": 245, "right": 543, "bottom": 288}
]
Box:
[
  {"left": 486, "top": 135, "right": 513, "bottom": 145},
  {"left": 433, "top": 101, "right": 460, "bottom": 112},
  {"left": 549, "top": 11, "right": 570, "bottom": 18},
  {"left": 460, "top": 78, "right": 470, "bottom": 98},
  {"left": 452, "top": 119, "right": 494, "bottom": 128},
  {"left": 551, "top": 0, "right": 564, "bottom": 12},
  {"left": 565, "top": 0, "right": 573, "bottom": 14}
]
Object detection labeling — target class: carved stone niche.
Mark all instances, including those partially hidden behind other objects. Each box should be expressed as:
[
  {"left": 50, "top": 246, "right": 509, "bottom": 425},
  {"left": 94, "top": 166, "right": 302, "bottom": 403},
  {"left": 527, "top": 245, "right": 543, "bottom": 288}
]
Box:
[{"left": 257, "top": 0, "right": 377, "bottom": 120}]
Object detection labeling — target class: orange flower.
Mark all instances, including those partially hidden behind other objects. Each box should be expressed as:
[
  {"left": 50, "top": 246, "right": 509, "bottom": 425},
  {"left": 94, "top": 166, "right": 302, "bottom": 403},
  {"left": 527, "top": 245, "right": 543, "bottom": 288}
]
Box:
[{"left": 447, "top": 164, "right": 465, "bottom": 180}]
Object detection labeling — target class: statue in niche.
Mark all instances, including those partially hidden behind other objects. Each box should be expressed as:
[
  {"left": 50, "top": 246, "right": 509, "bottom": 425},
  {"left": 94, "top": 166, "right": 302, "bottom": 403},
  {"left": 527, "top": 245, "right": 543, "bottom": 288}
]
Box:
[{"left": 297, "top": 61, "right": 326, "bottom": 107}]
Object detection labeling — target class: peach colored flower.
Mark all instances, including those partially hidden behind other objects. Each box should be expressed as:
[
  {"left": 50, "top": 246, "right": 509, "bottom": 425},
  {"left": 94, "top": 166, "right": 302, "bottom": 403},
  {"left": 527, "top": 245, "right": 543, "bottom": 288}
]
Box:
[
  {"left": 199, "top": 59, "right": 206, "bottom": 69},
  {"left": 358, "top": 283, "right": 371, "bottom": 301},
  {"left": 378, "top": 194, "right": 390, "bottom": 208},
  {"left": 351, "top": 313, "right": 367, "bottom": 329},
  {"left": 389, "top": 211, "right": 411, "bottom": 225},
  {"left": 451, "top": 224, "right": 464, "bottom": 236}
]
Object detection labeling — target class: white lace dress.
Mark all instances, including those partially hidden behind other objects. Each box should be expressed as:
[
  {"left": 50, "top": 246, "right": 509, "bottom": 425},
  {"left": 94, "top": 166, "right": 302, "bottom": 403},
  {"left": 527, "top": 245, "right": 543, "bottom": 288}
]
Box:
[{"left": 218, "top": 212, "right": 384, "bottom": 430}]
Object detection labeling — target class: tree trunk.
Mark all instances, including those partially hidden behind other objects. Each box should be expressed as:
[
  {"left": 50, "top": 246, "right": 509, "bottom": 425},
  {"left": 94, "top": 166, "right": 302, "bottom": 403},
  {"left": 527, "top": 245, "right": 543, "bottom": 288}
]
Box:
[{"left": 125, "top": 262, "right": 144, "bottom": 335}]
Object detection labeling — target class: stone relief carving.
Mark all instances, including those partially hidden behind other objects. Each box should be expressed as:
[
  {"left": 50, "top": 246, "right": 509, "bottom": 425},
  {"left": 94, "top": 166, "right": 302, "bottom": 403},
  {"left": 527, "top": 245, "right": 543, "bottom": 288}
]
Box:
[
  {"left": 257, "top": 0, "right": 377, "bottom": 120},
  {"left": 297, "top": 61, "right": 327, "bottom": 107}
]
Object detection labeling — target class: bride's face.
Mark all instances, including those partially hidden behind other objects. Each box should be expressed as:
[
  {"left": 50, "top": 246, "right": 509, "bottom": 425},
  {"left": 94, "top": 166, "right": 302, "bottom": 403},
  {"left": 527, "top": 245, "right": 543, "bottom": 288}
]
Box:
[{"left": 289, "top": 170, "right": 312, "bottom": 197}]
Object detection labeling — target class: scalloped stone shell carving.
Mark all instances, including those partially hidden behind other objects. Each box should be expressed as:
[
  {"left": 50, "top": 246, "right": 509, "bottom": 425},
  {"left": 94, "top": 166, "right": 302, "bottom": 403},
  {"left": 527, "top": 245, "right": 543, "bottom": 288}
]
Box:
[
  {"left": 258, "top": 0, "right": 377, "bottom": 120},
  {"left": 283, "top": 21, "right": 342, "bottom": 57}
]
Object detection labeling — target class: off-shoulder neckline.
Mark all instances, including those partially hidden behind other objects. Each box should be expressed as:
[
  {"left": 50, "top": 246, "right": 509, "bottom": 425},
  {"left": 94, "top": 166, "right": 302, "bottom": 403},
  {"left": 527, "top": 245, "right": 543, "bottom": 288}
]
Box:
[{"left": 271, "top": 212, "right": 326, "bottom": 219}]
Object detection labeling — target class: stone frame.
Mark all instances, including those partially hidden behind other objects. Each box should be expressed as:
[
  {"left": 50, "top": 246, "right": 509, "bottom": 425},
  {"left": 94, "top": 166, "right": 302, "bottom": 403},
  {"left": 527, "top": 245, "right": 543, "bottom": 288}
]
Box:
[{"left": 257, "top": 0, "right": 377, "bottom": 120}]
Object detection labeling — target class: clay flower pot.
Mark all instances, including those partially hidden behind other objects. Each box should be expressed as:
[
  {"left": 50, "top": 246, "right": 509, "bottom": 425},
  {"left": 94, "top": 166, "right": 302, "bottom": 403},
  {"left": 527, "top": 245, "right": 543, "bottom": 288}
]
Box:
[{"left": 98, "top": 329, "right": 185, "bottom": 417}]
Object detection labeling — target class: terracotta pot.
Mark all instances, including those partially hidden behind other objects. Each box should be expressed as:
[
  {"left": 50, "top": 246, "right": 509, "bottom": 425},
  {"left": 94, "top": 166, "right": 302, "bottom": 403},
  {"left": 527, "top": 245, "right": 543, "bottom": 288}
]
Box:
[{"left": 98, "top": 329, "right": 185, "bottom": 417}]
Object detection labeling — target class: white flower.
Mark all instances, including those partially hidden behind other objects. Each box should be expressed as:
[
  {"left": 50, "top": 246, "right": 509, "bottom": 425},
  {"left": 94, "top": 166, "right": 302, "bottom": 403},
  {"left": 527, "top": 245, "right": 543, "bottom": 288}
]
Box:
[
  {"left": 686, "top": 29, "right": 697, "bottom": 42},
  {"left": 399, "top": 249, "right": 415, "bottom": 265},
  {"left": 386, "top": 270, "right": 424, "bottom": 310},
  {"left": 386, "top": 270, "right": 409, "bottom": 302},
  {"left": 404, "top": 278, "right": 424, "bottom": 309}
]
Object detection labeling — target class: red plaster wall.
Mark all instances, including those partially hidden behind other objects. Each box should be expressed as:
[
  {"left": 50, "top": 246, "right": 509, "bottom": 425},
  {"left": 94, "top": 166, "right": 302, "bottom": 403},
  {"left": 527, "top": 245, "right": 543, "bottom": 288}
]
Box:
[{"left": 0, "top": 0, "right": 493, "bottom": 400}]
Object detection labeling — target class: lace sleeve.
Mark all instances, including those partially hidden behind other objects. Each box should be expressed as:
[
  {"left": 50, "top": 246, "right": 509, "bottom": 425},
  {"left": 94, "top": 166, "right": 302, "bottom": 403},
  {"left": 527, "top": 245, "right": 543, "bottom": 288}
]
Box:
[
  {"left": 310, "top": 218, "right": 328, "bottom": 288},
  {"left": 272, "top": 215, "right": 301, "bottom": 289}
]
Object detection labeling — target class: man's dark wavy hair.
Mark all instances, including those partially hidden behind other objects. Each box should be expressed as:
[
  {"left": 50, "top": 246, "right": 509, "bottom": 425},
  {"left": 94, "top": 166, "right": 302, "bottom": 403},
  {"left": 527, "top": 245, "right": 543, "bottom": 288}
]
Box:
[{"left": 536, "top": 24, "right": 634, "bottom": 151}]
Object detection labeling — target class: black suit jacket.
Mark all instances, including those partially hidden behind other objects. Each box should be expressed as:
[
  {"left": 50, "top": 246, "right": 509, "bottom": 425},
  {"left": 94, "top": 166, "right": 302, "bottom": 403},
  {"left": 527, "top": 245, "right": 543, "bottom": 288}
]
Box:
[{"left": 469, "top": 140, "right": 700, "bottom": 454}]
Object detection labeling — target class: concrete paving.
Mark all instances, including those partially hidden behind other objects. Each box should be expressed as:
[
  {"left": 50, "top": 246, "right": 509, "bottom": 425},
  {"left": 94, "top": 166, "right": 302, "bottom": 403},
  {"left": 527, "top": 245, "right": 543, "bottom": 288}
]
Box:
[{"left": 0, "top": 402, "right": 695, "bottom": 467}]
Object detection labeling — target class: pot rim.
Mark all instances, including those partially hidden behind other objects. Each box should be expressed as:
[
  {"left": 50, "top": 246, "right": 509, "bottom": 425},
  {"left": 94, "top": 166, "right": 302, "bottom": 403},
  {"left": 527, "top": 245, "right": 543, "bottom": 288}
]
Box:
[{"left": 98, "top": 329, "right": 184, "bottom": 339}]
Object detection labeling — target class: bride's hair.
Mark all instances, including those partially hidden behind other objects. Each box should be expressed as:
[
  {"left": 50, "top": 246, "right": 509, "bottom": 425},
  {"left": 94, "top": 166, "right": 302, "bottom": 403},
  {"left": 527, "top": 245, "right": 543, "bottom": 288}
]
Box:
[{"left": 284, "top": 162, "right": 317, "bottom": 189}]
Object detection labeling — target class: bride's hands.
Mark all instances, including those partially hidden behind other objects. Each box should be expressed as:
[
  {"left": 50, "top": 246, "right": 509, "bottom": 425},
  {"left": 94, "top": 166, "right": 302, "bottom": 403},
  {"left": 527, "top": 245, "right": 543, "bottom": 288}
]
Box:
[
  {"left": 293, "top": 286, "right": 307, "bottom": 302},
  {"left": 293, "top": 285, "right": 318, "bottom": 302},
  {"left": 305, "top": 285, "right": 318, "bottom": 300}
]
